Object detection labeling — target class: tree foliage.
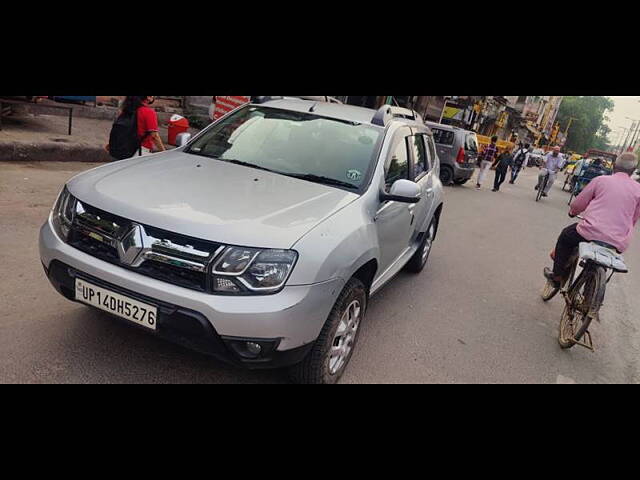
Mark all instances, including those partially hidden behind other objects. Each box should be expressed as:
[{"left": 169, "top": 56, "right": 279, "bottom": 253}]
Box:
[{"left": 555, "top": 96, "right": 614, "bottom": 153}]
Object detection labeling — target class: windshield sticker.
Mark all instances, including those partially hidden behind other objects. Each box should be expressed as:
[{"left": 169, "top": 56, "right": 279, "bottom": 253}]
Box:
[{"left": 346, "top": 169, "right": 362, "bottom": 181}]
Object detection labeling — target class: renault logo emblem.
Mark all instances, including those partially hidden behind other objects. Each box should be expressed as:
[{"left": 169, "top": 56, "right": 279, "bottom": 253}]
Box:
[{"left": 117, "top": 224, "right": 146, "bottom": 266}]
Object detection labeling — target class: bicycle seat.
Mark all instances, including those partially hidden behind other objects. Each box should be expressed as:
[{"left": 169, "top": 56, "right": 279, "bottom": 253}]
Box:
[{"left": 579, "top": 242, "right": 628, "bottom": 273}]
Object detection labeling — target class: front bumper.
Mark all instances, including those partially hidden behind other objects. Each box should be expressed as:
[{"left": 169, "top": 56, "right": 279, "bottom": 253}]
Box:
[{"left": 39, "top": 218, "right": 344, "bottom": 368}]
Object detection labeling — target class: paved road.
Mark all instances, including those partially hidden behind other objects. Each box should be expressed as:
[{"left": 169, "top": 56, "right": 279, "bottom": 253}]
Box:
[{"left": 2, "top": 161, "right": 640, "bottom": 383}]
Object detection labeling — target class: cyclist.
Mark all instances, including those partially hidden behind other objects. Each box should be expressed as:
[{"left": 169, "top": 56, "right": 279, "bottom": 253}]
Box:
[
  {"left": 544, "top": 153, "right": 640, "bottom": 287},
  {"left": 535, "top": 146, "right": 565, "bottom": 198}
]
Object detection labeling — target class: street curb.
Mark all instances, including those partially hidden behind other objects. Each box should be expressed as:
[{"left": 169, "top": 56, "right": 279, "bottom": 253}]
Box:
[{"left": 0, "top": 141, "right": 113, "bottom": 163}]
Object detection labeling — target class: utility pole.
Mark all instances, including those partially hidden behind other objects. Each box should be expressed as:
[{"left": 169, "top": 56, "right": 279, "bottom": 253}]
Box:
[
  {"left": 621, "top": 122, "right": 636, "bottom": 154},
  {"left": 613, "top": 127, "right": 627, "bottom": 153},
  {"left": 564, "top": 117, "right": 578, "bottom": 137},
  {"left": 629, "top": 121, "right": 640, "bottom": 152}
]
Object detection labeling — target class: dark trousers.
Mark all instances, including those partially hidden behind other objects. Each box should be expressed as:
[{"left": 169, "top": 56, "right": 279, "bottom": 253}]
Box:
[
  {"left": 510, "top": 164, "right": 522, "bottom": 182},
  {"left": 493, "top": 167, "right": 508, "bottom": 190},
  {"left": 553, "top": 223, "right": 586, "bottom": 278}
]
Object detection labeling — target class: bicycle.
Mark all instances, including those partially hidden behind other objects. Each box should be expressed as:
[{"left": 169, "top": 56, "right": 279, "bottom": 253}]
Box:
[
  {"left": 541, "top": 215, "right": 629, "bottom": 350},
  {"left": 535, "top": 169, "right": 550, "bottom": 202}
]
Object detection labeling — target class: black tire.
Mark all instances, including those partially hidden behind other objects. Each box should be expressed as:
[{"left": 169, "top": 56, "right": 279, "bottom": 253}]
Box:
[
  {"left": 405, "top": 217, "right": 437, "bottom": 273},
  {"left": 288, "top": 278, "right": 367, "bottom": 384},
  {"left": 536, "top": 175, "right": 547, "bottom": 202},
  {"left": 440, "top": 166, "right": 454, "bottom": 186},
  {"left": 453, "top": 178, "right": 469, "bottom": 185},
  {"left": 558, "top": 268, "right": 602, "bottom": 349}
]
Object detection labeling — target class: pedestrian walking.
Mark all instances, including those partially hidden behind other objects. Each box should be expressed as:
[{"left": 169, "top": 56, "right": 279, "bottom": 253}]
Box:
[
  {"left": 535, "top": 145, "right": 566, "bottom": 198},
  {"left": 106, "top": 95, "right": 166, "bottom": 160},
  {"left": 476, "top": 135, "right": 499, "bottom": 189},
  {"left": 492, "top": 147, "right": 514, "bottom": 192},
  {"left": 509, "top": 143, "right": 530, "bottom": 184}
]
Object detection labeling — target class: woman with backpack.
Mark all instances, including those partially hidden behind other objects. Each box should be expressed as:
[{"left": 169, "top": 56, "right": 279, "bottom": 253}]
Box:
[{"left": 106, "top": 96, "right": 166, "bottom": 160}]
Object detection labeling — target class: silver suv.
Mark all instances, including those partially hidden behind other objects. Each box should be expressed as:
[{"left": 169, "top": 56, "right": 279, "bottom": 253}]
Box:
[{"left": 39, "top": 97, "right": 444, "bottom": 383}]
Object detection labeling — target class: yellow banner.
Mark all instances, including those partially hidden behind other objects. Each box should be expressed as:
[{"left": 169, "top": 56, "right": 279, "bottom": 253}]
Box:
[{"left": 443, "top": 107, "right": 462, "bottom": 119}]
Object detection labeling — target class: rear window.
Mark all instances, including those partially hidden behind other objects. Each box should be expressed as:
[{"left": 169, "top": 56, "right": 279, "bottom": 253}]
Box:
[
  {"left": 465, "top": 134, "right": 478, "bottom": 152},
  {"left": 431, "top": 128, "right": 454, "bottom": 146}
]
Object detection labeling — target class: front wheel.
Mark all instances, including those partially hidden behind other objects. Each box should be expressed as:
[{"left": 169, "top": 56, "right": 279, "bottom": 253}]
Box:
[
  {"left": 536, "top": 180, "right": 544, "bottom": 202},
  {"left": 288, "top": 278, "right": 367, "bottom": 384}
]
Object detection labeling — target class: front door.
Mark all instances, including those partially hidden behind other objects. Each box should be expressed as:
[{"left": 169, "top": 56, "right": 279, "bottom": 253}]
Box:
[{"left": 374, "top": 127, "right": 415, "bottom": 275}]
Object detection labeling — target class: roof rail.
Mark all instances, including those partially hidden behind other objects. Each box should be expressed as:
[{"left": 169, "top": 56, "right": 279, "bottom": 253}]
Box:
[{"left": 371, "top": 105, "right": 424, "bottom": 127}]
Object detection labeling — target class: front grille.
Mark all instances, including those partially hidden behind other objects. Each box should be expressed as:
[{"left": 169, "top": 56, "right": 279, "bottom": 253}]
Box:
[
  {"left": 69, "top": 229, "right": 120, "bottom": 263},
  {"left": 67, "top": 201, "right": 221, "bottom": 293}
]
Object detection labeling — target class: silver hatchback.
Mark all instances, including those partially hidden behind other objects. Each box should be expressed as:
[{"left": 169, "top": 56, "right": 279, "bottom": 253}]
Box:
[
  {"left": 39, "top": 97, "right": 444, "bottom": 383},
  {"left": 426, "top": 121, "right": 479, "bottom": 185}
]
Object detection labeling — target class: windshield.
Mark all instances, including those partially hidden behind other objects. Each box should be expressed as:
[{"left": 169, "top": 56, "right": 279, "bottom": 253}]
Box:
[
  {"left": 465, "top": 133, "right": 478, "bottom": 152},
  {"left": 186, "top": 106, "right": 383, "bottom": 190}
]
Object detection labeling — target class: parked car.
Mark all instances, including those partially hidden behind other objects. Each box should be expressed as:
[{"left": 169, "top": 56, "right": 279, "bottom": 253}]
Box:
[
  {"left": 426, "top": 122, "right": 478, "bottom": 185},
  {"left": 39, "top": 97, "right": 444, "bottom": 384},
  {"left": 528, "top": 148, "right": 545, "bottom": 167}
]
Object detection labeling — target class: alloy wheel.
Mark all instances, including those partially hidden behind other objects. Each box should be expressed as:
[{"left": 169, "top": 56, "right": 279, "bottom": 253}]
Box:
[{"left": 328, "top": 300, "right": 361, "bottom": 375}]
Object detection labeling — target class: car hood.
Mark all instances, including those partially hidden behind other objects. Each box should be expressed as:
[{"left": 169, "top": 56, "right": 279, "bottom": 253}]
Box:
[{"left": 67, "top": 150, "right": 359, "bottom": 249}]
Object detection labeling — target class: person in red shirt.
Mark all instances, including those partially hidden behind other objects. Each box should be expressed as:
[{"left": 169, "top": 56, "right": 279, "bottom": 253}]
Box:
[
  {"left": 105, "top": 96, "right": 166, "bottom": 156},
  {"left": 135, "top": 96, "right": 165, "bottom": 154}
]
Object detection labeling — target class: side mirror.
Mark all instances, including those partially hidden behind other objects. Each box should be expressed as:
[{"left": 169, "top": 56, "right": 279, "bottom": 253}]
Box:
[
  {"left": 380, "top": 179, "right": 421, "bottom": 203},
  {"left": 175, "top": 132, "right": 192, "bottom": 147}
]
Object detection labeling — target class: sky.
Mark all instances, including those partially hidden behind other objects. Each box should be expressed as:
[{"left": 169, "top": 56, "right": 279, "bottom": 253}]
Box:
[{"left": 606, "top": 96, "right": 640, "bottom": 146}]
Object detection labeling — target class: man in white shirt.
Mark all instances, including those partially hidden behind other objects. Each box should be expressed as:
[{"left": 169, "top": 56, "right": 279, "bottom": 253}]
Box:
[{"left": 535, "top": 146, "right": 566, "bottom": 197}]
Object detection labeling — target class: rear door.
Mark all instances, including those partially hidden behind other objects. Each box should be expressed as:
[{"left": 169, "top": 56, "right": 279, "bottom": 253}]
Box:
[
  {"left": 407, "top": 131, "right": 435, "bottom": 241},
  {"left": 464, "top": 132, "right": 479, "bottom": 166}
]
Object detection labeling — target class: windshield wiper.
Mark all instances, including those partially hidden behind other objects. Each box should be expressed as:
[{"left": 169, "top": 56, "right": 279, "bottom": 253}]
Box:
[
  {"left": 188, "top": 153, "right": 279, "bottom": 174},
  {"left": 222, "top": 159, "right": 280, "bottom": 174},
  {"left": 283, "top": 173, "right": 359, "bottom": 190}
]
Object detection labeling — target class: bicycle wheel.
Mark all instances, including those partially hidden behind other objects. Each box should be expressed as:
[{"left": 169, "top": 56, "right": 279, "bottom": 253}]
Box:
[
  {"left": 536, "top": 175, "right": 547, "bottom": 202},
  {"left": 558, "top": 266, "right": 604, "bottom": 349},
  {"left": 568, "top": 184, "right": 577, "bottom": 205}
]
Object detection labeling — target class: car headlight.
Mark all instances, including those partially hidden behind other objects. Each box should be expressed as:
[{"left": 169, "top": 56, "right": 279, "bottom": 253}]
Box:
[
  {"left": 212, "top": 247, "right": 297, "bottom": 294},
  {"left": 51, "top": 186, "right": 77, "bottom": 241}
]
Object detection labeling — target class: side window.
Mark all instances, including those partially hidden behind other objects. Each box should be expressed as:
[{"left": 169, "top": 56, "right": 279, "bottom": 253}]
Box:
[
  {"left": 385, "top": 136, "right": 409, "bottom": 187},
  {"left": 431, "top": 128, "right": 454, "bottom": 145},
  {"left": 410, "top": 135, "right": 428, "bottom": 179},
  {"left": 425, "top": 135, "right": 438, "bottom": 169}
]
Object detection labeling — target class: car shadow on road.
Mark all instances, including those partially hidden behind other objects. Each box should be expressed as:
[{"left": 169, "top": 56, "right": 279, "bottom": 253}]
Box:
[{"left": 58, "top": 306, "right": 291, "bottom": 384}]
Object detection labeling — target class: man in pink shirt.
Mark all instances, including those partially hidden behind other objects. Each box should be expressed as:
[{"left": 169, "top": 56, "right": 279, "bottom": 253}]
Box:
[{"left": 544, "top": 152, "right": 640, "bottom": 286}]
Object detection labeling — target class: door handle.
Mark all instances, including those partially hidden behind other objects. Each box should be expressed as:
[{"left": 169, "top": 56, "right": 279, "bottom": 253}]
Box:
[
  {"left": 408, "top": 204, "right": 416, "bottom": 213},
  {"left": 426, "top": 188, "right": 434, "bottom": 197}
]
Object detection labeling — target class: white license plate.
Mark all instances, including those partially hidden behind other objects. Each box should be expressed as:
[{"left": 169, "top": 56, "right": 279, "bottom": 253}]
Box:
[{"left": 75, "top": 278, "right": 157, "bottom": 330}]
